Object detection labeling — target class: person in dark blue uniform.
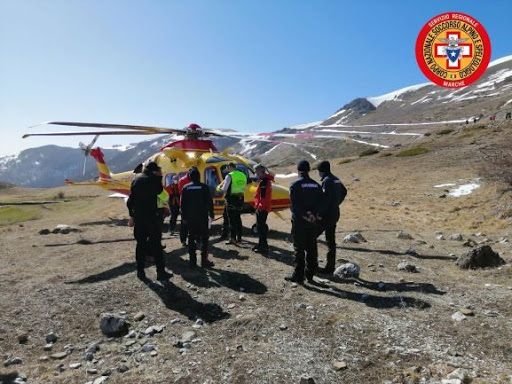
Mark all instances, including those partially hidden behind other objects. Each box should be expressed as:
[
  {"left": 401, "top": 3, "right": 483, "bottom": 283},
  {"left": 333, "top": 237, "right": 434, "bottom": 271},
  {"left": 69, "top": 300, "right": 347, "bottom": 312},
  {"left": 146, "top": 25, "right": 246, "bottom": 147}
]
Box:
[
  {"left": 316, "top": 160, "right": 347, "bottom": 274},
  {"left": 285, "top": 160, "right": 323, "bottom": 284},
  {"left": 181, "top": 168, "right": 215, "bottom": 268},
  {"left": 127, "top": 162, "right": 172, "bottom": 282}
]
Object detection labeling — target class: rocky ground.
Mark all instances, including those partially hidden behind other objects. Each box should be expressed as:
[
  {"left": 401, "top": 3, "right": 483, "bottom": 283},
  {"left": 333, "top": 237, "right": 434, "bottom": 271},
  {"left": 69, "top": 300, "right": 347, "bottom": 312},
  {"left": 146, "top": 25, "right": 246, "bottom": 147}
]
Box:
[{"left": 1, "top": 122, "right": 511, "bottom": 384}]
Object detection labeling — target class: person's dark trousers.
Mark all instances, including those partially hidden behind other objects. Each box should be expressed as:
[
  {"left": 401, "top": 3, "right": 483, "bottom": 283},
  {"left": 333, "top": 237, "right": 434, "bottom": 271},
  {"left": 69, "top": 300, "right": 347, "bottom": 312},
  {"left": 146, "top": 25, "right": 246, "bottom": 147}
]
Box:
[
  {"left": 134, "top": 217, "right": 165, "bottom": 276},
  {"left": 187, "top": 220, "right": 209, "bottom": 265},
  {"left": 291, "top": 220, "right": 318, "bottom": 281},
  {"left": 221, "top": 205, "right": 229, "bottom": 238},
  {"left": 157, "top": 208, "right": 166, "bottom": 234},
  {"left": 169, "top": 205, "right": 179, "bottom": 233},
  {"left": 226, "top": 194, "right": 243, "bottom": 241},
  {"left": 256, "top": 210, "right": 269, "bottom": 248},
  {"left": 180, "top": 218, "right": 188, "bottom": 244},
  {"left": 317, "top": 209, "right": 340, "bottom": 270}
]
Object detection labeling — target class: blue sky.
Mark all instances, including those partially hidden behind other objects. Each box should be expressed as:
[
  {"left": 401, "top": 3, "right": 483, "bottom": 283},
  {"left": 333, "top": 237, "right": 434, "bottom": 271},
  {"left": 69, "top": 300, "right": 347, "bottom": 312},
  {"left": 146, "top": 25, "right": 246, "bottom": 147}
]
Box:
[{"left": 1, "top": 0, "right": 510, "bottom": 155}]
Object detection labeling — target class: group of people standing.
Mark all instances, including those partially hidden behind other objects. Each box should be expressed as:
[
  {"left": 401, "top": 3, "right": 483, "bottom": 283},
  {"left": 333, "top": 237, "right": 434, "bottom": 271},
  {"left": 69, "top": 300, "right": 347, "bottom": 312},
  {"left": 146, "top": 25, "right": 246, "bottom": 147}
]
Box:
[{"left": 126, "top": 158, "right": 346, "bottom": 285}]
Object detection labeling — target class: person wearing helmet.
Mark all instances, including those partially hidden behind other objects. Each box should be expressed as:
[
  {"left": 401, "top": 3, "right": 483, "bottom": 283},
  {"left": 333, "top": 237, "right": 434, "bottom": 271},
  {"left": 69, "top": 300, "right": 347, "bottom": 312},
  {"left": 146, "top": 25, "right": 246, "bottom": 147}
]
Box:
[
  {"left": 285, "top": 160, "right": 322, "bottom": 284},
  {"left": 217, "top": 163, "right": 247, "bottom": 245},
  {"left": 127, "top": 161, "right": 172, "bottom": 282},
  {"left": 181, "top": 168, "right": 215, "bottom": 268},
  {"left": 316, "top": 160, "right": 347, "bottom": 274},
  {"left": 252, "top": 164, "right": 274, "bottom": 254}
]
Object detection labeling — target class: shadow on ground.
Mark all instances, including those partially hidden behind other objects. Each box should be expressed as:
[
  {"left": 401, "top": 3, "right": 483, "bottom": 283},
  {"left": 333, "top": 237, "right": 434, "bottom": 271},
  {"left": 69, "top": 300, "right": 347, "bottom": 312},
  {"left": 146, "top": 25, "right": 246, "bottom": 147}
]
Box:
[{"left": 304, "top": 281, "right": 432, "bottom": 310}]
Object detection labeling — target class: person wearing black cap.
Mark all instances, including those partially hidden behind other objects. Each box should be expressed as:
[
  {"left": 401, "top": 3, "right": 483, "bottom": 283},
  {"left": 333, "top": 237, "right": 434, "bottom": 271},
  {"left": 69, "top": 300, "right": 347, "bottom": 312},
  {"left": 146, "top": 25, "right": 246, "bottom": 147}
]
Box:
[
  {"left": 181, "top": 168, "right": 215, "bottom": 268},
  {"left": 127, "top": 161, "right": 172, "bottom": 282},
  {"left": 316, "top": 160, "right": 347, "bottom": 274},
  {"left": 285, "top": 160, "right": 323, "bottom": 283}
]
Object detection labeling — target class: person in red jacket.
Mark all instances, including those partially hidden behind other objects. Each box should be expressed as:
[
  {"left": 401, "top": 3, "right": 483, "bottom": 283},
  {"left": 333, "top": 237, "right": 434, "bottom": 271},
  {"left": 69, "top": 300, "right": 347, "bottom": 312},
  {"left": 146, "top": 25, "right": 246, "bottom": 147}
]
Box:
[
  {"left": 178, "top": 167, "right": 197, "bottom": 246},
  {"left": 252, "top": 164, "right": 274, "bottom": 253},
  {"left": 165, "top": 174, "right": 180, "bottom": 235}
]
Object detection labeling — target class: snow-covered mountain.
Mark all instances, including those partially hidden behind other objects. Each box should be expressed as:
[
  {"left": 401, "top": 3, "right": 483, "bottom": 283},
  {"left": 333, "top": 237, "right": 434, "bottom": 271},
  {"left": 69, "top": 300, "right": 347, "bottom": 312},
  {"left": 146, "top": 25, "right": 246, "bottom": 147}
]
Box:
[{"left": 2, "top": 54, "right": 511, "bottom": 188}]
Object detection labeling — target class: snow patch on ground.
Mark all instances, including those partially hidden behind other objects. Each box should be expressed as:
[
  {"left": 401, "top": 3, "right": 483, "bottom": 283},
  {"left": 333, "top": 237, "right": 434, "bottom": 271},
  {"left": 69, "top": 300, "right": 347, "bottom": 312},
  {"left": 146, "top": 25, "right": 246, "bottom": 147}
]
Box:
[
  {"left": 434, "top": 183, "right": 456, "bottom": 188},
  {"left": 288, "top": 121, "right": 323, "bottom": 130},
  {"left": 275, "top": 173, "right": 298, "bottom": 179},
  {"left": 350, "top": 138, "right": 389, "bottom": 148},
  {"left": 488, "top": 55, "right": 512, "bottom": 68},
  {"left": 262, "top": 143, "right": 283, "bottom": 156},
  {"left": 367, "top": 83, "right": 431, "bottom": 107},
  {"left": 448, "top": 183, "right": 480, "bottom": 197}
]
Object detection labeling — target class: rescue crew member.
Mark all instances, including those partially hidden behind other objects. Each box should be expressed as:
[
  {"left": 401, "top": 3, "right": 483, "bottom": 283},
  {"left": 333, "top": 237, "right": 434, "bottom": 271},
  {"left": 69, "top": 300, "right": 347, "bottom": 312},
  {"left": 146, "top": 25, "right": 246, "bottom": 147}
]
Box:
[
  {"left": 127, "top": 161, "right": 172, "bottom": 282},
  {"left": 181, "top": 168, "right": 215, "bottom": 268},
  {"left": 217, "top": 163, "right": 247, "bottom": 245},
  {"left": 316, "top": 160, "right": 347, "bottom": 274},
  {"left": 252, "top": 164, "right": 274, "bottom": 254},
  {"left": 285, "top": 160, "right": 322, "bottom": 284},
  {"left": 166, "top": 174, "right": 180, "bottom": 235},
  {"left": 178, "top": 167, "right": 197, "bottom": 247}
]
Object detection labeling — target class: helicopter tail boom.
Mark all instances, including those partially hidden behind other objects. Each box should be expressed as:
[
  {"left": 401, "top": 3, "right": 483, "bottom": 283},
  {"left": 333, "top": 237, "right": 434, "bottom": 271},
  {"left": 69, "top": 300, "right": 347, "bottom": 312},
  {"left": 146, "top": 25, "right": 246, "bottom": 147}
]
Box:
[{"left": 89, "top": 148, "right": 112, "bottom": 180}]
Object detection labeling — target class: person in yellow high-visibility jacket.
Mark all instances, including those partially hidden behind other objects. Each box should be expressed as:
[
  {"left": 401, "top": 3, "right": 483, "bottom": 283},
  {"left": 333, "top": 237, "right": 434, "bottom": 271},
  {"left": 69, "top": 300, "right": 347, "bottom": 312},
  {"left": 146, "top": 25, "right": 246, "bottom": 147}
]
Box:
[
  {"left": 216, "top": 162, "right": 247, "bottom": 245},
  {"left": 156, "top": 189, "right": 169, "bottom": 236}
]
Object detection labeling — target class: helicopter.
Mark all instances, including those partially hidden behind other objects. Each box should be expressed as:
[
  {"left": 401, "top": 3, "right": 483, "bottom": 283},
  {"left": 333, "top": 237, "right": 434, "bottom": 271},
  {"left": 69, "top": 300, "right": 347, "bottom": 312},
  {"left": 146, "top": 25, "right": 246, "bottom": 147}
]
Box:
[{"left": 22, "top": 121, "right": 328, "bottom": 216}]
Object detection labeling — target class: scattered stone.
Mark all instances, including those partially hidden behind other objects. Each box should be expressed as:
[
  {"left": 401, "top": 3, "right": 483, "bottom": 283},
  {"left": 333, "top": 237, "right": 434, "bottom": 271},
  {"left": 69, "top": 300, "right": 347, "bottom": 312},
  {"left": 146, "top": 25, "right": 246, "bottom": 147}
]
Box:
[
  {"left": 125, "top": 340, "right": 137, "bottom": 347},
  {"left": 279, "top": 324, "right": 288, "bottom": 331},
  {"left": 86, "top": 343, "right": 100, "bottom": 354},
  {"left": 499, "top": 237, "right": 509, "bottom": 244},
  {"left": 456, "top": 245, "right": 505, "bottom": 269},
  {"left": 333, "top": 263, "right": 360, "bottom": 279},
  {"left": 92, "top": 377, "right": 108, "bottom": 384},
  {"left": 69, "top": 362, "right": 82, "bottom": 369},
  {"left": 46, "top": 331, "right": 58, "bottom": 343},
  {"left": 43, "top": 343, "right": 53, "bottom": 351},
  {"left": 463, "top": 239, "right": 477, "bottom": 247},
  {"left": 378, "top": 282, "right": 386, "bottom": 290},
  {"left": 181, "top": 331, "right": 197, "bottom": 343},
  {"left": 446, "top": 368, "right": 469, "bottom": 381},
  {"left": 53, "top": 224, "right": 79, "bottom": 234},
  {"left": 4, "top": 357, "right": 23, "bottom": 366},
  {"left": 227, "top": 303, "right": 236, "bottom": 309},
  {"left": 125, "top": 330, "right": 137, "bottom": 339},
  {"left": 195, "top": 319, "right": 204, "bottom": 326},
  {"left": 437, "top": 234, "right": 445, "bottom": 240},
  {"left": 299, "top": 377, "right": 316, "bottom": 384},
  {"left": 141, "top": 344, "right": 155, "bottom": 353},
  {"left": 361, "top": 294, "right": 369, "bottom": 301},
  {"left": 332, "top": 360, "right": 347, "bottom": 371},
  {"left": 483, "top": 310, "right": 499, "bottom": 317},
  {"left": 446, "top": 347, "right": 463, "bottom": 357},
  {"left": 87, "top": 368, "right": 98, "bottom": 375},
  {"left": 449, "top": 233, "right": 463, "bottom": 241},
  {"left": 17, "top": 331, "right": 29, "bottom": 344},
  {"left": 150, "top": 351, "right": 158, "bottom": 357},
  {"left": 117, "top": 364, "right": 129, "bottom": 373},
  {"left": 84, "top": 352, "right": 94, "bottom": 361},
  {"left": 397, "top": 261, "right": 417, "bottom": 273},
  {"left": 50, "top": 351, "right": 68, "bottom": 360},
  {"left": 133, "top": 312, "right": 145, "bottom": 321},
  {"left": 239, "top": 294, "right": 246, "bottom": 301},
  {"left": 343, "top": 232, "right": 366, "bottom": 243},
  {"left": 396, "top": 231, "right": 413, "bottom": 240},
  {"left": 451, "top": 311, "right": 467, "bottom": 322},
  {"left": 405, "top": 248, "right": 418, "bottom": 257},
  {"left": 39, "top": 356, "right": 49, "bottom": 361},
  {"left": 460, "top": 308, "right": 474, "bottom": 316},
  {"left": 102, "top": 369, "right": 112, "bottom": 376},
  {"left": 39, "top": 229, "right": 51, "bottom": 235},
  {"left": 99, "top": 313, "right": 129, "bottom": 337},
  {"left": 55, "top": 363, "right": 65, "bottom": 372}
]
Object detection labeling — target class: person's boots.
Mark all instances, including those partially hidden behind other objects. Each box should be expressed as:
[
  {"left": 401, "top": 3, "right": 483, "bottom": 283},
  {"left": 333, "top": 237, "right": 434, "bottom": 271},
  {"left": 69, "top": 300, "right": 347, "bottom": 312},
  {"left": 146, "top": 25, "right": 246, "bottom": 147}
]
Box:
[
  {"left": 136, "top": 269, "right": 148, "bottom": 281},
  {"left": 189, "top": 254, "right": 197, "bottom": 267},
  {"left": 201, "top": 254, "right": 215, "bottom": 269},
  {"left": 284, "top": 269, "right": 304, "bottom": 284}
]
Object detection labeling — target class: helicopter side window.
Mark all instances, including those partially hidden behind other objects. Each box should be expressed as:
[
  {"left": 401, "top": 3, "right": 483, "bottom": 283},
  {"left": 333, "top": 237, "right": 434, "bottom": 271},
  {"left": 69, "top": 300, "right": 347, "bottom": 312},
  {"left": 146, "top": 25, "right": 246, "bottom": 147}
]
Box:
[
  {"left": 204, "top": 167, "right": 223, "bottom": 198},
  {"left": 165, "top": 173, "right": 176, "bottom": 187}
]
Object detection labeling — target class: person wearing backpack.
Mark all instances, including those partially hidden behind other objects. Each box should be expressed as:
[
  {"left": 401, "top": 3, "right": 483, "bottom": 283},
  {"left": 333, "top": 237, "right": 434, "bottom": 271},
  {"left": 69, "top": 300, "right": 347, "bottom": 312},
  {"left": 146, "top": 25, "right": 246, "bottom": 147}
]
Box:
[{"left": 316, "top": 160, "right": 347, "bottom": 274}]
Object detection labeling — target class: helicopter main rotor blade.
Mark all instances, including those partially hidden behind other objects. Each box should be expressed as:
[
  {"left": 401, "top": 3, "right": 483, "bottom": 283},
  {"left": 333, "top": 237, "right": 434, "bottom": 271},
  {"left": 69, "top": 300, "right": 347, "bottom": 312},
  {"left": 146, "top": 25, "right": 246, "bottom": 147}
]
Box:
[
  {"left": 30, "top": 121, "right": 186, "bottom": 134},
  {"left": 22, "top": 130, "right": 158, "bottom": 138}
]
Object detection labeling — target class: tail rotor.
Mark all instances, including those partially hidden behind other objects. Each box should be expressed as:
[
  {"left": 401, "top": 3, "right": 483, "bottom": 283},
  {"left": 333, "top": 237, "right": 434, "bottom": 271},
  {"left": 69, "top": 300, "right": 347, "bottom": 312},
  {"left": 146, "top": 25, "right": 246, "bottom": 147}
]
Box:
[{"left": 78, "top": 135, "right": 99, "bottom": 175}]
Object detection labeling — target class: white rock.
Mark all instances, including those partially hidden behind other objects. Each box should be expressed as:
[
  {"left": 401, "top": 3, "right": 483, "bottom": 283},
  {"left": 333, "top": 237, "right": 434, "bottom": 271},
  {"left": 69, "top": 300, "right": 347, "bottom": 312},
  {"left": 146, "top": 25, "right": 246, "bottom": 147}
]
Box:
[
  {"left": 69, "top": 363, "right": 82, "bottom": 369},
  {"left": 333, "top": 263, "right": 360, "bottom": 279},
  {"left": 397, "top": 231, "right": 413, "bottom": 240},
  {"left": 449, "top": 233, "right": 463, "bottom": 241},
  {"left": 451, "top": 311, "right": 467, "bottom": 322}
]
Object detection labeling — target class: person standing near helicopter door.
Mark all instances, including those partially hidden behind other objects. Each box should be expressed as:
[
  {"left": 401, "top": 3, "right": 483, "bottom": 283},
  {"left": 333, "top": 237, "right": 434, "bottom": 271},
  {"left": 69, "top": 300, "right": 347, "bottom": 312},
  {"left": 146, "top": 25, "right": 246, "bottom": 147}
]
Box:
[
  {"left": 217, "top": 163, "right": 247, "bottom": 245},
  {"left": 252, "top": 164, "right": 274, "bottom": 254}
]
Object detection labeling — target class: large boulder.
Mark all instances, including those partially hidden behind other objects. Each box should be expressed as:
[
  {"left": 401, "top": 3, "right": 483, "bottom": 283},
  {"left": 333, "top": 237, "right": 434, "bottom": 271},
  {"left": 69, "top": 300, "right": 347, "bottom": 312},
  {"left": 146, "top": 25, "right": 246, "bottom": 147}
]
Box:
[
  {"left": 455, "top": 245, "right": 505, "bottom": 269},
  {"left": 99, "top": 313, "right": 129, "bottom": 337}
]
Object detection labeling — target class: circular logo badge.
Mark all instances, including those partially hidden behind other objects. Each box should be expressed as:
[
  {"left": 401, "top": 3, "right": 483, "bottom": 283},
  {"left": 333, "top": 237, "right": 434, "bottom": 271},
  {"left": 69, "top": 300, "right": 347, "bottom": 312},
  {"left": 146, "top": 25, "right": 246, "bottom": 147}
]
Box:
[{"left": 415, "top": 12, "right": 491, "bottom": 88}]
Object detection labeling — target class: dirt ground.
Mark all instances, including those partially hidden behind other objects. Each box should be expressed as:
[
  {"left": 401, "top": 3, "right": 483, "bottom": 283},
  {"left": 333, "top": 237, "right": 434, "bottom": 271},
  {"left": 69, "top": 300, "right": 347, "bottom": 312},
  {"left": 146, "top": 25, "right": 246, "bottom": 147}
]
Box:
[{"left": 1, "top": 123, "right": 511, "bottom": 384}]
